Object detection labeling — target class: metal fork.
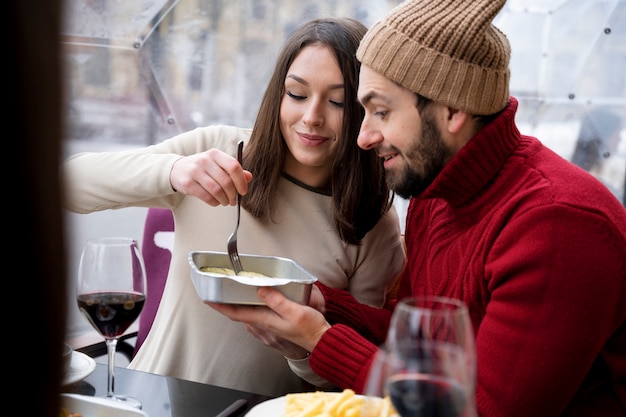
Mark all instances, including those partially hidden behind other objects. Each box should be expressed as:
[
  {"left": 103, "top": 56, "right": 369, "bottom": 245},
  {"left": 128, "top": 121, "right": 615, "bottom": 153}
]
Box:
[{"left": 227, "top": 140, "right": 244, "bottom": 275}]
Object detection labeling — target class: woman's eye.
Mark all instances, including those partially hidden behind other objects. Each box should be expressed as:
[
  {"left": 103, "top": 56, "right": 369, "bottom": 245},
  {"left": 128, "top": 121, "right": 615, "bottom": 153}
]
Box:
[
  {"left": 330, "top": 100, "right": 344, "bottom": 108},
  {"left": 286, "top": 91, "right": 306, "bottom": 101}
]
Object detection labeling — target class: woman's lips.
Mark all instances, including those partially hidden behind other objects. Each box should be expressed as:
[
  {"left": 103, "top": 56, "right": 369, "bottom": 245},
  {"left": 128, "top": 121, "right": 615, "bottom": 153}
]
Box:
[{"left": 298, "top": 132, "right": 329, "bottom": 146}]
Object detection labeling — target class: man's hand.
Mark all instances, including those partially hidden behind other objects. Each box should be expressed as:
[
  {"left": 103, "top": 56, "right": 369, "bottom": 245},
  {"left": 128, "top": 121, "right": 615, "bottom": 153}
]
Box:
[
  {"left": 243, "top": 323, "right": 310, "bottom": 359},
  {"left": 207, "top": 286, "right": 331, "bottom": 353}
]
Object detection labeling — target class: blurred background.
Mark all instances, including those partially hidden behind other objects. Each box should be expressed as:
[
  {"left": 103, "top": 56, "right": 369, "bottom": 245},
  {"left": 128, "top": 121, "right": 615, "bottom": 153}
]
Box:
[
  {"left": 63, "top": 0, "right": 626, "bottom": 342},
  {"left": 495, "top": 0, "right": 626, "bottom": 201}
]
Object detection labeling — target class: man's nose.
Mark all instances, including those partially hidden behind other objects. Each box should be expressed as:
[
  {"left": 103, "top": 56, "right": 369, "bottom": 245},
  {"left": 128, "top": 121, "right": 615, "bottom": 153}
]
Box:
[{"left": 357, "top": 118, "right": 381, "bottom": 150}]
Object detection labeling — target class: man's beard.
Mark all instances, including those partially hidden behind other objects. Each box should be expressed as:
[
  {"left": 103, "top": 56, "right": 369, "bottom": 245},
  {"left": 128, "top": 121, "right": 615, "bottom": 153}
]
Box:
[{"left": 386, "top": 111, "right": 450, "bottom": 199}]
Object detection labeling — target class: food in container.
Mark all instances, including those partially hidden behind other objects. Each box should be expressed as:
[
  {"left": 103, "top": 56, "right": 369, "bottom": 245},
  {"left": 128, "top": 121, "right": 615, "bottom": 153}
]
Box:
[
  {"left": 199, "top": 266, "right": 269, "bottom": 278},
  {"left": 189, "top": 251, "right": 317, "bottom": 305}
]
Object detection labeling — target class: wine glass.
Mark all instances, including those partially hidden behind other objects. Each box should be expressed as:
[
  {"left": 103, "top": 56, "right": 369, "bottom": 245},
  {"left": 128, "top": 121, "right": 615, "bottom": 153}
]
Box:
[
  {"left": 363, "top": 344, "right": 470, "bottom": 417},
  {"left": 76, "top": 237, "right": 147, "bottom": 409},
  {"left": 371, "top": 296, "right": 477, "bottom": 417},
  {"left": 362, "top": 348, "right": 402, "bottom": 417}
]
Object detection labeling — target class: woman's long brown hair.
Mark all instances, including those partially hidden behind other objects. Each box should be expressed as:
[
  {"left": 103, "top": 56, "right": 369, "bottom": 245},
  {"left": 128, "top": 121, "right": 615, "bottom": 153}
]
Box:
[{"left": 242, "top": 17, "right": 393, "bottom": 245}]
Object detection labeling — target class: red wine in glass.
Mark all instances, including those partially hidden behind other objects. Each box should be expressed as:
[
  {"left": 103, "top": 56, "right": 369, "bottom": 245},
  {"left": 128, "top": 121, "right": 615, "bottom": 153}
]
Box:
[
  {"left": 77, "top": 291, "right": 145, "bottom": 338},
  {"left": 387, "top": 373, "right": 466, "bottom": 417}
]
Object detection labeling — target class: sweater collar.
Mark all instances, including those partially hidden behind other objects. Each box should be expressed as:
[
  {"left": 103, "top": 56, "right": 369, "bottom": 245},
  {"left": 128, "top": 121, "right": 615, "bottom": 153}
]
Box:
[
  {"left": 281, "top": 172, "right": 332, "bottom": 196},
  {"left": 420, "top": 97, "right": 521, "bottom": 207}
]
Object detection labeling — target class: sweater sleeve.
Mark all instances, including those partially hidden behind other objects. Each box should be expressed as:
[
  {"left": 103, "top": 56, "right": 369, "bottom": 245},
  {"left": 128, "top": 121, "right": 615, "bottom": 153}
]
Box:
[
  {"left": 62, "top": 125, "right": 249, "bottom": 213},
  {"left": 305, "top": 283, "right": 394, "bottom": 392},
  {"left": 286, "top": 356, "right": 336, "bottom": 390},
  {"left": 309, "top": 324, "right": 380, "bottom": 393},
  {"left": 318, "top": 282, "right": 393, "bottom": 344}
]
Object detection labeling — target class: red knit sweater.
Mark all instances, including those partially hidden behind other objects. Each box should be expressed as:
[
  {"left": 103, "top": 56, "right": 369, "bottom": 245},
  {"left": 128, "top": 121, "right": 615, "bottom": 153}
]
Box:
[{"left": 309, "top": 98, "right": 626, "bottom": 417}]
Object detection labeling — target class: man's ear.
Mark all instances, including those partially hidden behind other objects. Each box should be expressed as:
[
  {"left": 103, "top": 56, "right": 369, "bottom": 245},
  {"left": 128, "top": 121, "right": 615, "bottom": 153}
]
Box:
[{"left": 445, "top": 107, "right": 470, "bottom": 134}]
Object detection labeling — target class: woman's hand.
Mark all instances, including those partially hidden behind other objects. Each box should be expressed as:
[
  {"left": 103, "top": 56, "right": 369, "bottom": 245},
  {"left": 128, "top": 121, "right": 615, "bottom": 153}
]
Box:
[
  {"left": 207, "top": 286, "right": 331, "bottom": 353},
  {"left": 169, "top": 148, "right": 253, "bottom": 206}
]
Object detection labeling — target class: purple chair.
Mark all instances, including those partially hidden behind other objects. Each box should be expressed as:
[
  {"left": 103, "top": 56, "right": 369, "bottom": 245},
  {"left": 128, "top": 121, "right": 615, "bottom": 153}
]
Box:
[{"left": 134, "top": 207, "right": 175, "bottom": 357}]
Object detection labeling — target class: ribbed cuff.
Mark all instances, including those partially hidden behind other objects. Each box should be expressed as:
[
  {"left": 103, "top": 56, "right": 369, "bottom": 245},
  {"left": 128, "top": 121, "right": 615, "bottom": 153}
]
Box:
[
  {"left": 309, "top": 324, "right": 379, "bottom": 393},
  {"left": 286, "top": 355, "right": 335, "bottom": 389}
]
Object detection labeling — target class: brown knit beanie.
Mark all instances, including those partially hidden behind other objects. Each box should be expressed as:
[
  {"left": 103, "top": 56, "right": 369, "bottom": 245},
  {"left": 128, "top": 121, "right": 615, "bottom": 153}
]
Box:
[{"left": 357, "top": 0, "right": 510, "bottom": 115}]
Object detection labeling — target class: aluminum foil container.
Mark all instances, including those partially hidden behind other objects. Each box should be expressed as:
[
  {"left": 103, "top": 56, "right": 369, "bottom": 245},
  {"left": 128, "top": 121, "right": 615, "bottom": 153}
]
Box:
[{"left": 189, "top": 251, "right": 317, "bottom": 305}]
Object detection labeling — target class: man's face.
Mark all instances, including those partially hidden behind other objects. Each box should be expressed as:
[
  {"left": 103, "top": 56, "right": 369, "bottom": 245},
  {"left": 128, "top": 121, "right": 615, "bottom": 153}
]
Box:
[{"left": 357, "top": 65, "right": 452, "bottom": 198}]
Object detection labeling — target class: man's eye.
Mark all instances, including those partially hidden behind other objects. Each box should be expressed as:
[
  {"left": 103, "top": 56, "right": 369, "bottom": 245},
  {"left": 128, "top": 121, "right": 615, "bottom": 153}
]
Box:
[
  {"left": 375, "top": 110, "right": 388, "bottom": 118},
  {"left": 286, "top": 91, "right": 306, "bottom": 100}
]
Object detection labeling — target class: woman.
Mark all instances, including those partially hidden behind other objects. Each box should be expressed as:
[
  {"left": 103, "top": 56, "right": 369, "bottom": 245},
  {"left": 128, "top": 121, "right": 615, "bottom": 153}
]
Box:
[{"left": 63, "top": 17, "right": 406, "bottom": 397}]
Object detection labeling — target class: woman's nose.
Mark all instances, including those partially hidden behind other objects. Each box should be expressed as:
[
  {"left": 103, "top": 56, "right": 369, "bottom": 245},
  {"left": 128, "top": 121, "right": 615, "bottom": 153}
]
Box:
[{"left": 303, "top": 100, "right": 324, "bottom": 126}]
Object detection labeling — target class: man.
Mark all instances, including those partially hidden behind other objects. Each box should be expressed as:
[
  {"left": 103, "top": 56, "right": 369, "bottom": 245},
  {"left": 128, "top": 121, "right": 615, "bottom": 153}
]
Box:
[{"left": 210, "top": 0, "right": 626, "bottom": 415}]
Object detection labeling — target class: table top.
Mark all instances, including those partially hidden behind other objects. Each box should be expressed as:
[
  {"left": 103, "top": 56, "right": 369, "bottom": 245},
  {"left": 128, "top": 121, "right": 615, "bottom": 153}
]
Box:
[{"left": 61, "top": 363, "right": 272, "bottom": 417}]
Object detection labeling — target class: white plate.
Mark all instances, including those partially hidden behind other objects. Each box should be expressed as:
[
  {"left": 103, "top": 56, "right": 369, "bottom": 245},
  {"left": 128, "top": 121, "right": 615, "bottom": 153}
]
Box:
[
  {"left": 245, "top": 393, "right": 376, "bottom": 417},
  {"left": 245, "top": 396, "right": 286, "bottom": 417},
  {"left": 60, "top": 393, "right": 149, "bottom": 417},
  {"left": 62, "top": 351, "right": 97, "bottom": 386}
]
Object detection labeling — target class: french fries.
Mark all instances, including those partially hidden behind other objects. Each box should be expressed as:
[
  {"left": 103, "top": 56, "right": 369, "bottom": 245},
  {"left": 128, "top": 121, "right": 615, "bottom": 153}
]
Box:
[{"left": 284, "top": 389, "right": 397, "bottom": 417}]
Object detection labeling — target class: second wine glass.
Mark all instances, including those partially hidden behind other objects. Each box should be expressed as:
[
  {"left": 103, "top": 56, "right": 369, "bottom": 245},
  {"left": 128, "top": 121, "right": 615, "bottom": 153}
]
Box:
[
  {"left": 364, "top": 344, "right": 470, "bottom": 417},
  {"left": 383, "top": 296, "right": 477, "bottom": 417},
  {"left": 76, "top": 237, "right": 147, "bottom": 409}
]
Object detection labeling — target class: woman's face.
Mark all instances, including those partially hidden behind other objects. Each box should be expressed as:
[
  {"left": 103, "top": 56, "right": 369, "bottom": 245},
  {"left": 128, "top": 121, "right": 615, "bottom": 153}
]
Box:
[{"left": 280, "top": 44, "right": 345, "bottom": 189}]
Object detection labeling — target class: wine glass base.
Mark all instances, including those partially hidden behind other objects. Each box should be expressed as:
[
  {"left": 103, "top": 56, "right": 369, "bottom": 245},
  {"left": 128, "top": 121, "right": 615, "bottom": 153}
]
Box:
[{"left": 107, "top": 394, "right": 142, "bottom": 409}]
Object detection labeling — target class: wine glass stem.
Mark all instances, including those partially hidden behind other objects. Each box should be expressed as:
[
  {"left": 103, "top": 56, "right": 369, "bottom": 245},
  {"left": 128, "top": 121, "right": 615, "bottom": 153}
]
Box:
[{"left": 105, "top": 338, "right": 118, "bottom": 398}]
